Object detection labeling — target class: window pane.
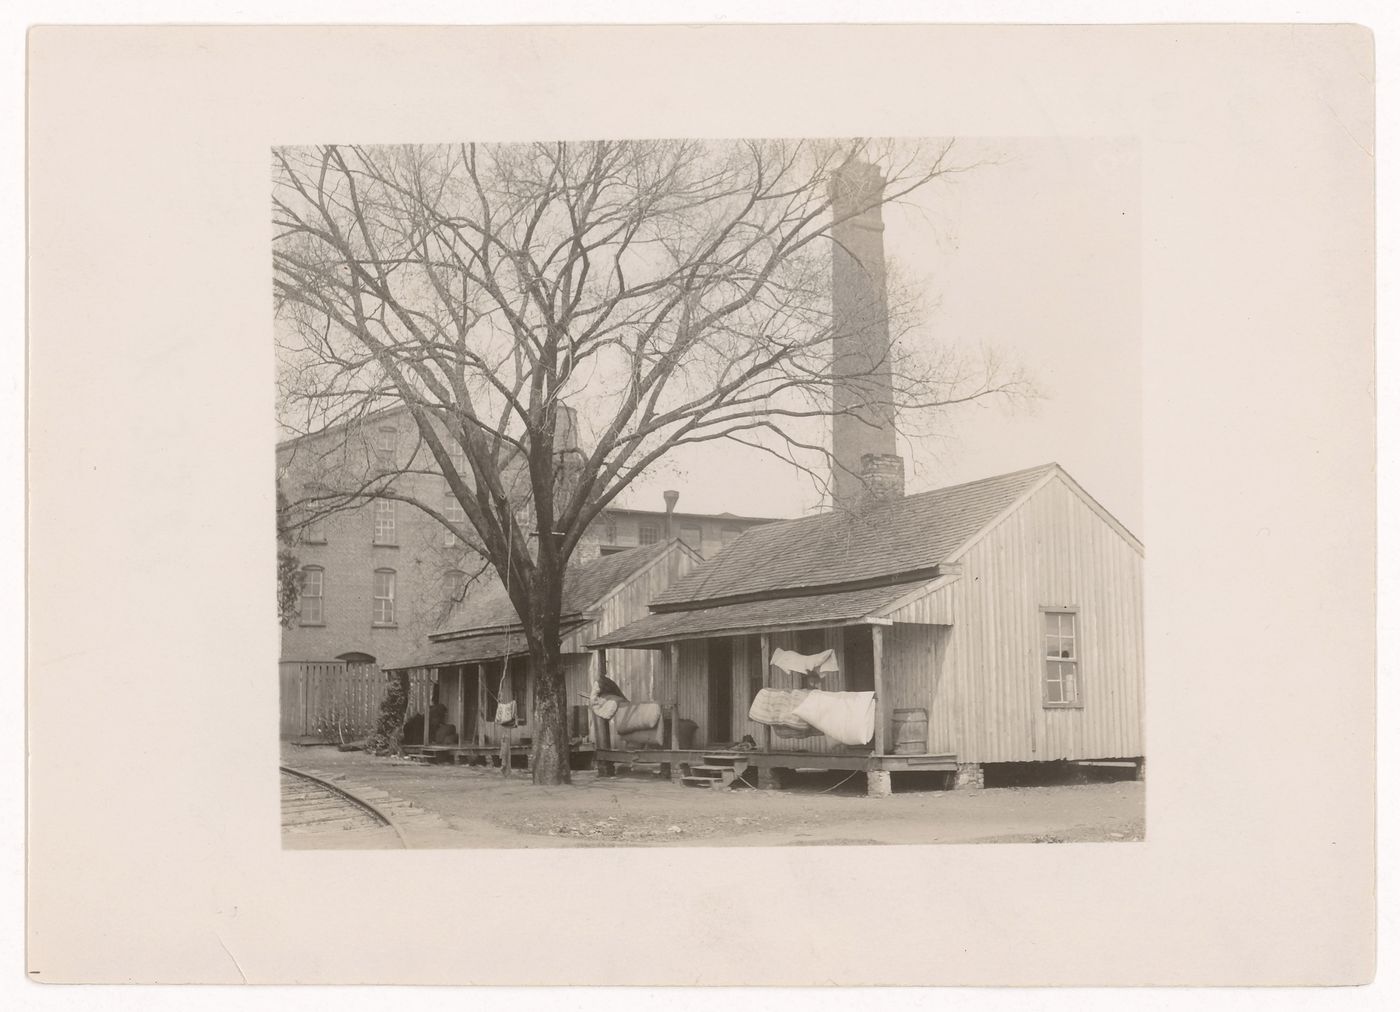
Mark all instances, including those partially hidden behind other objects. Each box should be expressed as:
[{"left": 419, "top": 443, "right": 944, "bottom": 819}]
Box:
[
  {"left": 638, "top": 523, "right": 658, "bottom": 545},
  {"left": 1044, "top": 671, "right": 1063, "bottom": 703},
  {"left": 374, "top": 499, "right": 395, "bottom": 541},
  {"left": 300, "top": 569, "right": 324, "bottom": 624}
]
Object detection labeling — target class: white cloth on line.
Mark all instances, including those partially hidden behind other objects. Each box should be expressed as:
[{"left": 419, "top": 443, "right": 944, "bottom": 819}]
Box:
[{"left": 770, "top": 647, "right": 840, "bottom": 679}]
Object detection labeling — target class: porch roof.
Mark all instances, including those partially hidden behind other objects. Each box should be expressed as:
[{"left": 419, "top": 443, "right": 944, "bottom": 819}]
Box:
[
  {"left": 387, "top": 631, "right": 531, "bottom": 671},
  {"left": 587, "top": 581, "right": 924, "bottom": 648}
]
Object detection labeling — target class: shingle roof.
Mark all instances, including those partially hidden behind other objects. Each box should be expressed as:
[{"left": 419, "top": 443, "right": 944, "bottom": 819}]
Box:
[
  {"left": 652, "top": 463, "right": 1057, "bottom": 607},
  {"left": 388, "top": 631, "right": 533, "bottom": 671},
  {"left": 433, "top": 539, "right": 679, "bottom": 637},
  {"left": 589, "top": 582, "right": 925, "bottom": 648}
]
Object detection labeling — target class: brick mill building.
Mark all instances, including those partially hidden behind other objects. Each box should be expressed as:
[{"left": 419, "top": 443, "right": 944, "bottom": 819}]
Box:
[{"left": 276, "top": 408, "right": 775, "bottom": 671}]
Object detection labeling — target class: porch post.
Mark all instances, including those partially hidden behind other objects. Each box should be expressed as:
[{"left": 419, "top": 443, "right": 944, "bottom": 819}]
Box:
[
  {"left": 868, "top": 624, "right": 892, "bottom": 798},
  {"left": 871, "top": 624, "right": 887, "bottom": 755},
  {"left": 591, "top": 648, "right": 611, "bottom": 749},
  {"left": 476, "top": 664, "right": 486, "bottom": 746},
  {"left": 456, "top": 667, "right": 466, "bottom": 750},
  {"left": 423, "top": 670, "right": 432, "bottom": 745},
  {"left": 669, "top": 641, "right": 681, "bottom": 732},
  {"left": 592, "top": 648, "right": 614, "bottom": 777},
  {"left": 758, "top": 632, "right": 772, "bottom": 753}
]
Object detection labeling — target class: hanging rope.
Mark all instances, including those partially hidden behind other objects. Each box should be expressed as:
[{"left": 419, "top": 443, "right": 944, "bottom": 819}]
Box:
[{"left": 815, "top": 770, "right": 863, "bottom": 795}]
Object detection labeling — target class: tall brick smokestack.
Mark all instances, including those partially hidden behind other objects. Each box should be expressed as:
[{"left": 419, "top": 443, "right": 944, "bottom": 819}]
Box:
[{"left": 830, "top": 159, "right": 899, "bottom": 512}]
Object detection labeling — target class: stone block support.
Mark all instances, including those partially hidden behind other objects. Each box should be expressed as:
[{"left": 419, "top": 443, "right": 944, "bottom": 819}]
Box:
[
  {"left": 1135, "top": 758, "right": 1147, "bottom": 782},
  {"left": 866, "top": 770, "right": 892, "bottom": 798},
  {"left": 953, "top": 762, "right": 984, "bottom": 790},
  {"left": 757, "top": 767, "right": 782, "bottom": 791}
]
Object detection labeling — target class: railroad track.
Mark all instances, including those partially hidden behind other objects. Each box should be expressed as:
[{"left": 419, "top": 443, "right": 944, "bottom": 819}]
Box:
[{"left": 280, "top": 765, "right": 410, "bottom": 847}]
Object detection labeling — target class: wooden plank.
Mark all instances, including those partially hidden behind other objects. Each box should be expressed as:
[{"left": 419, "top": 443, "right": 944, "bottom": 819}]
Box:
[
  {"left": 759, "top": 632, "right": 772, "bottom": 753},
  {"left": 872, "top": 624, "right": 886, "bottom": 756},
  {"left": 476, "top": 664, "right": 486, "bottom": 746},
  {"left": 669, "top": 643, "right": 680, "bottom": 706},
  {"left": 301, "top": 667, "right": 310, "bottom": 736},
  {"left": 456, "top": 667, "right": 466, "bottom": 747}
]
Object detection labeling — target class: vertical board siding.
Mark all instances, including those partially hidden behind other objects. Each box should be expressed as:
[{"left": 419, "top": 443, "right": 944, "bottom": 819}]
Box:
[
  {"left": 940, "top": 476, "right": 1144, "bottom": 763},
  {"left": 586, "top": 544, "right": 700, "bottom": 704},
  {"left": 884, "top": 625, "right": 939, "bottom": 747},
  {"left": 884, "top": 582, "right": 956, "bottom": 624},
  {"left": 675, "top": 640, "right": 710, "bottom": 744},
  {"left": 562, "top": 654, "right": 593, "bottom": 721},
  {"left": 280, "top": 661, "right": 392, "bottom": 739},
  {"left": 730, "top": 635, "right": 766, "bottom": 745}
]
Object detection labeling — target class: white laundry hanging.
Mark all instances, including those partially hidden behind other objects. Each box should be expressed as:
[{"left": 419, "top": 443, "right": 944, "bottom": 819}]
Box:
[{"left": 769, "top": 647, "right": 841, "bottom": 680}]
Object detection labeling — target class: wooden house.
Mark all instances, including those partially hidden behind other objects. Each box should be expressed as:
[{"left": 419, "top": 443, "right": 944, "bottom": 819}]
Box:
[
  {"left": 385, "top": 538, "right": 702, "bottom": 765},
  {"left": 588, "top": 463, "right": 1144, "bottom": 794}
]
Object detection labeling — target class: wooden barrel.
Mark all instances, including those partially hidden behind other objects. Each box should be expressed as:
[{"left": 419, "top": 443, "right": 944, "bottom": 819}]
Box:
[{"left": 891, "top": 707, "right": 929, "bottom": 755}]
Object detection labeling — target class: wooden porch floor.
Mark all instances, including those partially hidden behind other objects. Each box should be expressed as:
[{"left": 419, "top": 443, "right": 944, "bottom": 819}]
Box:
[
  {"left": 594, "top": 745, "right": 957, "bottom": 773},
  {"left": 399, "top": 742, "right": 596, "bottom": 765}
]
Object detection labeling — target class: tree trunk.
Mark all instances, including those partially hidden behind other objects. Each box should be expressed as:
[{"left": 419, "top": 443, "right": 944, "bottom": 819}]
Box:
[{"left": 530, "top": 638, "right": 571, "bottom": 785}]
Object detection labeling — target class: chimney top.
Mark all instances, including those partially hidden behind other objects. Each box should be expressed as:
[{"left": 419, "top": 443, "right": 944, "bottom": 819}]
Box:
[
  {"left": 829, "top": 160, "right": 887, "bottom": 221},
  {"left": 859, "top": 453, "right": 905, "bottom": 509}
]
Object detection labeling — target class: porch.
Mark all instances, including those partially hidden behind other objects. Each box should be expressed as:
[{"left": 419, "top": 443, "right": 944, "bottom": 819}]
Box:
[
  {"left": 389, "top": 644, "right": 598, "bottom": 759},
  {"left": 587, "top": 588, "right": 958, "bottom": 795}
]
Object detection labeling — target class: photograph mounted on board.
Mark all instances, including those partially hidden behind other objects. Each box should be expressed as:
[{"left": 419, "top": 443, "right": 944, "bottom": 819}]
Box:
[{"left": 272, "top": 137, "right": 1143, "bottom": 849}]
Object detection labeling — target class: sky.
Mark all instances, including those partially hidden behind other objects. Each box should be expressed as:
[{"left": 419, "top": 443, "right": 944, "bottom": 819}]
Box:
[{"left": 613, "top": 136, "right": 1142, "bottom": 537}]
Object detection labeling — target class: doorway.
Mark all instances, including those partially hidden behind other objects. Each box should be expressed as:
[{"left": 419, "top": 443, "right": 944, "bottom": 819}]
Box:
[{"left": 707, "top": 637, "right": 733, "bottom": 745}]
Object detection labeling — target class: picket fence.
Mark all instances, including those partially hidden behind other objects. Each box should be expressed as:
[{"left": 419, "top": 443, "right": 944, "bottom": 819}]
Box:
[{"left": 279, "top": 661, "right": 435, "bottom": 741}]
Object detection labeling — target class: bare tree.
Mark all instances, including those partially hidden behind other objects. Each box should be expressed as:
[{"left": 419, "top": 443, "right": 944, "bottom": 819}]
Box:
[{"left": 273, "top": 139, "right": 1027, "bottom": 784}]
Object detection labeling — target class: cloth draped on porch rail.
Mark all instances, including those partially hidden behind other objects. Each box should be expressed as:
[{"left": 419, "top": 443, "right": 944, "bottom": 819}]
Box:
[
  {"left": 792, "top": 690, "right": 876, "bottom": 746},
  {"left": 748, "top": 687, "right": 822, "bottom": 738},
  {"left": 769, "top": 647, "right": 840, "bottom": 680},
  {"left": 748, "top": 687, "right": 876, "bottom": 745}
]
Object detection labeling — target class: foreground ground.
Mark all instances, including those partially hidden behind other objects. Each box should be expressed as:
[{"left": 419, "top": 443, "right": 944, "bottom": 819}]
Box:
[{"left": 282, "top": 743, "right": 1145, "bottom": 849}]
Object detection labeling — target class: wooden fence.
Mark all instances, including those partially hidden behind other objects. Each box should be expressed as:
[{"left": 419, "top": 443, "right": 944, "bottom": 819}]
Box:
[{"left": 279, "top": 661, "right": 435, "bottom": 741}]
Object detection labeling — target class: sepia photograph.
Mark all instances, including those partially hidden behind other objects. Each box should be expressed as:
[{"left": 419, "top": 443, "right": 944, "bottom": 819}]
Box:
[
  {"left": 25, "top": 20, "right": 1374, "bottom": 987},
  {"left": 273, "top": 136, "right": 1144, "bottom": 849}
]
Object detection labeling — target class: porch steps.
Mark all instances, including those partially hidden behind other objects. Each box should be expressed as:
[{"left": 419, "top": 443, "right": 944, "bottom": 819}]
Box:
[{"left": 680, "top": 753, "right": 751, "bottom": 790}]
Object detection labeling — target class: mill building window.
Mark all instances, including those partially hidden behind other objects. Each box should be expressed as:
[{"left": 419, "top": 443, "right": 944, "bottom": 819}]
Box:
[
  {"left": 373, "top": 569, "right": 397, "bottom": 626},
  {"left": 298, "top": 566, "right": 324, "bottom": 625}
]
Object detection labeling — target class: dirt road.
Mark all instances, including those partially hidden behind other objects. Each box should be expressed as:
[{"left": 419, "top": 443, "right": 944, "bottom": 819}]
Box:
[{"left": 281, "top": 744, "right": 1144, "bottom": 849}]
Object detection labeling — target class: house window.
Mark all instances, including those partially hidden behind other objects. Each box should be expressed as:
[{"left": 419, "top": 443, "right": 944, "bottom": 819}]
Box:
[
  {"left": 373, "top": 569, "right": 397, "bottom": 625},
  {"left": 301, "top": 484, "right": 326, "bottom": 543},
  {"left": 679, "top": 524, "right": 702, "bottom": 551},
  {"left": 720, "top": 526, "right": 741, "bottom": 546},
  {"left": 375, "top": 426, "right": 397, "bottom": 465},
  {"left": 373, "top": 499, "right": 396, "bottom": 544},
  {"left": 1042, "top": 608, "right": 1081, "bottom": 707},
  {"left": 299, "top": 566, "right": 324, "bottom": 625},
  {"left": 445, "top": 442, "right": 467, "bottom": 475},
  {"left": 444, "top": 569, "right": 467, "bottom": 604},
  {"left": 638, "top": 522, "right": 659, "bottom": 545},
  {"left": 602, "top": 515, "right": 618, "bottom": 544},
  {"left": 443, "top": 493, "right": 466, "bottom": 547}
]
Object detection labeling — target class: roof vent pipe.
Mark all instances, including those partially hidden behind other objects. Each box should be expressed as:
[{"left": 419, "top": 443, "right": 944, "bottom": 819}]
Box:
[{"left": 663, "top": 489, "right": 679, "bottom": 540}]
